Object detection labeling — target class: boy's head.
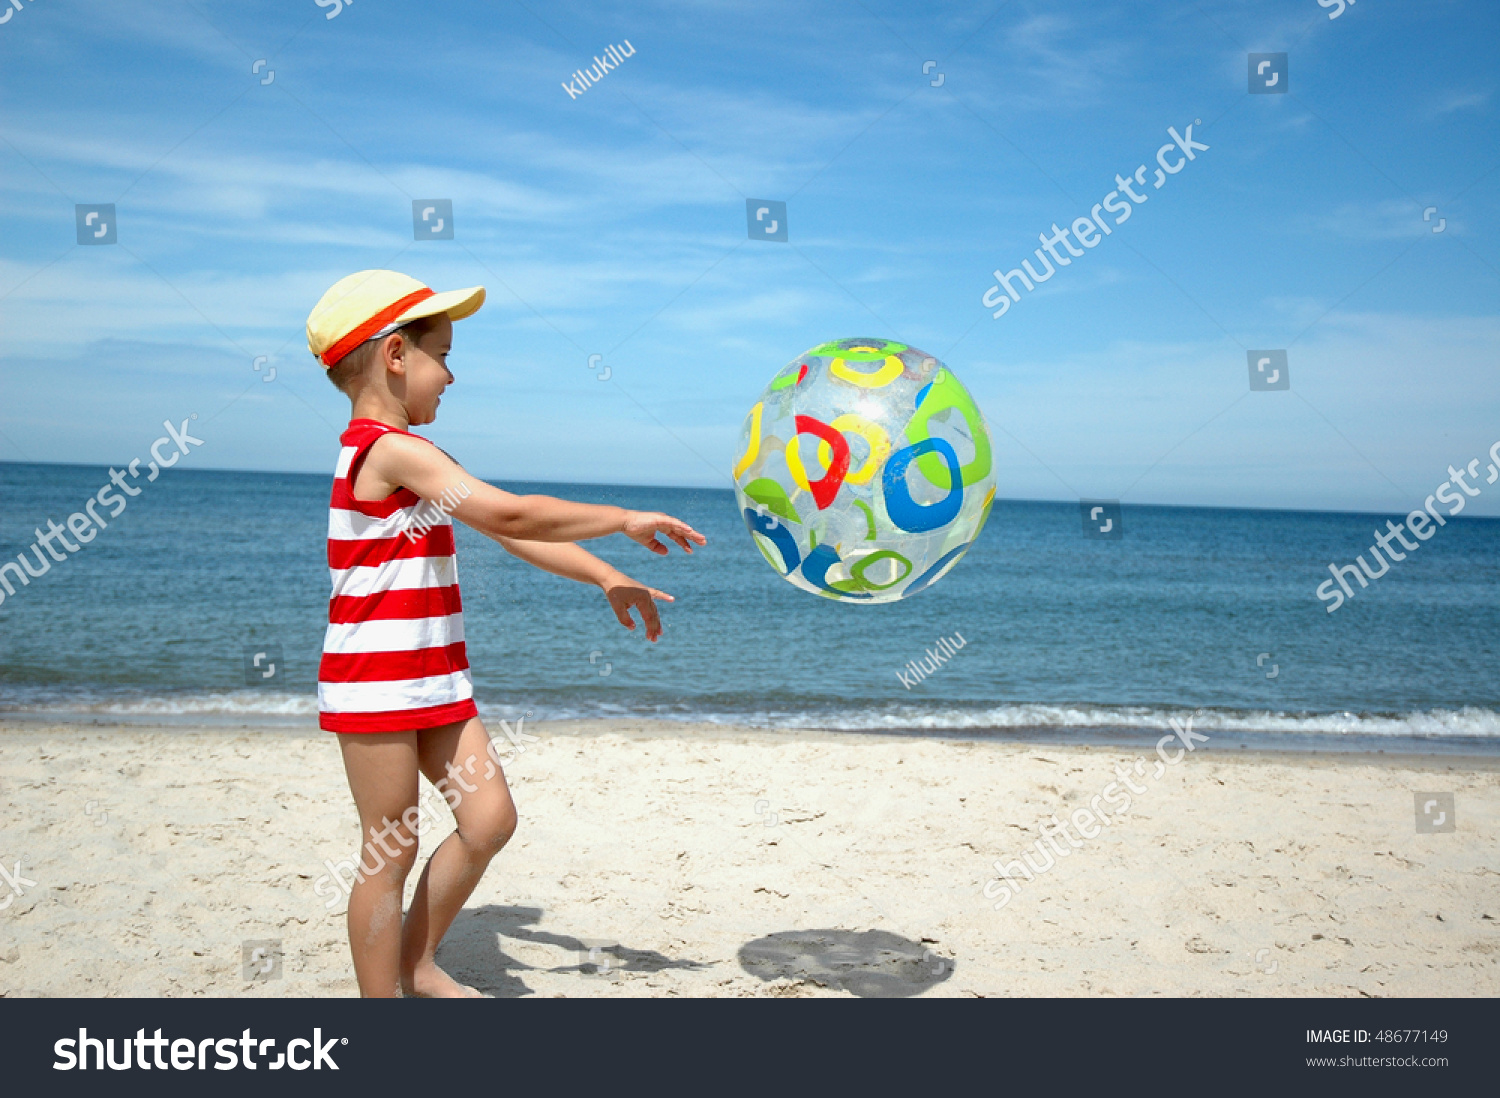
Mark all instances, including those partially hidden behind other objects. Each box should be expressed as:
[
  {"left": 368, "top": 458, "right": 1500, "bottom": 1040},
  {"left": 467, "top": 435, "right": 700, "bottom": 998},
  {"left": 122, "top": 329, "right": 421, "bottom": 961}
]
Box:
[{"left": 307, "top": 270, "right": 484, "bottom": 424}]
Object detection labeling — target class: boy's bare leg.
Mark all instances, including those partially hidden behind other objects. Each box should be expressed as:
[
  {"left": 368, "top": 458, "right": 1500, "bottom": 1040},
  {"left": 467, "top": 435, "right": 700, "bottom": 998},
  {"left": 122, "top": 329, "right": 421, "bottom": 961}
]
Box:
[
  {"left": 336, "top": 731, "right": 422, "bottom": 998},
  {"left": 401, "top": 715, "right": 518, "bottom": 997}
]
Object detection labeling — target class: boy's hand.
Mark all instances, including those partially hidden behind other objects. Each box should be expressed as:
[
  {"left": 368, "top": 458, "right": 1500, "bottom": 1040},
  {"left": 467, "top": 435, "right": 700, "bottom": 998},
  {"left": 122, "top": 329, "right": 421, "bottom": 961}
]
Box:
[
  {"left": 601, "top": 573, "right": 675, "bottom": 642},
  {"left": 621, "top": 511, "right": 706, "bottom": 556}
]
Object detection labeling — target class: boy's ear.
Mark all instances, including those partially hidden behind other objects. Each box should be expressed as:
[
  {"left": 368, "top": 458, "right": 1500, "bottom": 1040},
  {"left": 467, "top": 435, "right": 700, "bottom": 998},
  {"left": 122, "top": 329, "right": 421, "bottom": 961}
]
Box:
[{"left": 381, "top": 331, "right": 408, "bottom": 376}]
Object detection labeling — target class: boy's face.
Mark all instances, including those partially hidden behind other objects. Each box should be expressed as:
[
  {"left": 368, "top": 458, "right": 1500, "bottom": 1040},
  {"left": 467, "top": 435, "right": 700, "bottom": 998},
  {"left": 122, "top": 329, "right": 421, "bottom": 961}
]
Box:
[{"left": 394, "top": 315, "right": 454, "bottom": 426}]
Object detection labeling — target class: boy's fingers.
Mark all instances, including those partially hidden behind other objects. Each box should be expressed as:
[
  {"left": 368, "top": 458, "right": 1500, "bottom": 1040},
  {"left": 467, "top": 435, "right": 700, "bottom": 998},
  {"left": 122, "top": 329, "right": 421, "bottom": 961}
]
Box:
[
  {"left": 668, "top": 521, "right": 705, "bottom": 548},
  {"left": 627, "top": 514, "right": 703, "bottom": 554},
  {"left": 638, "top": 595, "right": 662, "bottom": 640},
  {"left": 610, "top": 600, "right": 636, "bottom": 630}
]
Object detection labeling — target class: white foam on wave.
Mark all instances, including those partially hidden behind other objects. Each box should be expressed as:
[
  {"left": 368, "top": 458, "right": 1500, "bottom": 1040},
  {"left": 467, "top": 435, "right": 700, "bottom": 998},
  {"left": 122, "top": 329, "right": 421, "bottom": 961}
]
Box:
[
  {"left": 0, "top": 691, "right": 319, "bottom": 719},
  {"left": 511, "top": 701, "right": 1500, "bottom": 739},
  {"left": 786, "top": 703, "right": 1500, "bottom": 738},
  {"left": 2, "top": 692, "right": 1497, "bottom": 740}
]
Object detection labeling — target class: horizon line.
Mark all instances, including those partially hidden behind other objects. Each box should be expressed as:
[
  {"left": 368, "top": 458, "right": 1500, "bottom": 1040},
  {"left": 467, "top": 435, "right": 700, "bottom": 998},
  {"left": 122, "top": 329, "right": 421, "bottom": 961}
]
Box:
[{"left": 3, "top": 459, "right": 1499, "bottom": 522}]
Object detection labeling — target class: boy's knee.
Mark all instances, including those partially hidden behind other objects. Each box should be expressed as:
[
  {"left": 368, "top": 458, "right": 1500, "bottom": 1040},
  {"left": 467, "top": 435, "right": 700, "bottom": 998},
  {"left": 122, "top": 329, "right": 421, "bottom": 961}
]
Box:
[
  {"left": 358, "top": 814, "right": 421, "bottom": 878},
  {"left": 356, "top": 843, "right": 415, "bottom": 884},
  {"left": 468, "top": 804, "right": 517, "bottom": 857}
]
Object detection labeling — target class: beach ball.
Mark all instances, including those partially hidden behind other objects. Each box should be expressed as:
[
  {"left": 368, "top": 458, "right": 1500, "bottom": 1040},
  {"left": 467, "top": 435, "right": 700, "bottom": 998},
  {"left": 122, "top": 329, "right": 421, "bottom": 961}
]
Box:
[{"left": 732, "top": 338, "right": 995, "bottom": 603}]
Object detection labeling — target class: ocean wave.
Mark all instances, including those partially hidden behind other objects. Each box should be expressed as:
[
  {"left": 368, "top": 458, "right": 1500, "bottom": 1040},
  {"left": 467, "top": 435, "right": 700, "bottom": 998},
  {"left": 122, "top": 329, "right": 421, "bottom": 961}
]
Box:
[
  {"left": 777, "top": 703, "right": 1500, "bottom": 738},
  {"left": 2, "top": 690, "right": 1497, "bottom": 740},
  {"left": 0, "top": 690, "right": 319, "bottom": 720},
  {"left": 500, "top": 699, "right": 1500, "bottom": 739}
]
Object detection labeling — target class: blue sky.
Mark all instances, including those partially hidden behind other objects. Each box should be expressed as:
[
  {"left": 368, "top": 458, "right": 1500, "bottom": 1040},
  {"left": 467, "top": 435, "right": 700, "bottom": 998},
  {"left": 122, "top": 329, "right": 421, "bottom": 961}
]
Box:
[{"left": 1, "top": 0, "right": 1496, "bottom": 514}]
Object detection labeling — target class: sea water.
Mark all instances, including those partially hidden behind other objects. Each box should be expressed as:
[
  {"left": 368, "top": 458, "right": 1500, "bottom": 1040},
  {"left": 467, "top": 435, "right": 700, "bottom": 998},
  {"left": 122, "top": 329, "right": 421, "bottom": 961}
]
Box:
[{"left": 2, "top": 462, "right": 1497, "bottom": 754}]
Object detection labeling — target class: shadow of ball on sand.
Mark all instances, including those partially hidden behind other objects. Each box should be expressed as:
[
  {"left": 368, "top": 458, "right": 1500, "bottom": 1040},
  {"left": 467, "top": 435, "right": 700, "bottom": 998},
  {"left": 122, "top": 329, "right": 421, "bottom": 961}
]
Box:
[{"left": 737, "top": 929, "right": 954, "bottom": 998}]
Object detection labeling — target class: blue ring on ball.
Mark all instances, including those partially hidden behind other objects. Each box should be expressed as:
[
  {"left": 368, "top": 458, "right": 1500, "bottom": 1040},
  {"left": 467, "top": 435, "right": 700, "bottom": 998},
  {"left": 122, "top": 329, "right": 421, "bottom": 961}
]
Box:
[
  {"left": 908, "top": 542, "right": 972, "bottom": 594},
  {"left": 799, "top": 543, "right": 875, "bottom": 600},
  {"left": 742, "top": 507, "right": 801, "bottom": 574},
  {"left": 883, "top": 437, "right": 963, "bottom": 533}
]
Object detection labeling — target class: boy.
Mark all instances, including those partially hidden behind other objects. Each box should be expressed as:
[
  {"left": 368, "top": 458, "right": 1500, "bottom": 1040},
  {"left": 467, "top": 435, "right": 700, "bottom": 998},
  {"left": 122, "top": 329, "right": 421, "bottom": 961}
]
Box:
[{"left": 306, "top": 269, "right": 705, "bottom": 997}]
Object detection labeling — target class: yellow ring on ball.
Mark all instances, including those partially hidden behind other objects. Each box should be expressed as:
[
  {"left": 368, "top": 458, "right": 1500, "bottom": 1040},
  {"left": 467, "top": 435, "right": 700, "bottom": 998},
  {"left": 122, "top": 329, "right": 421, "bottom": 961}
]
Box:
[
  {"left": 815, "top": 414, "right": 891, "bottom": 486},
  {"left": 732, "top": 401, "right": 764, "bottom": 480},
  {"left": 829, "top": 355, "right": 903, "bottom": 388},
  {"left": 786, "top": 436, "right": 820, "bottom": 491}
]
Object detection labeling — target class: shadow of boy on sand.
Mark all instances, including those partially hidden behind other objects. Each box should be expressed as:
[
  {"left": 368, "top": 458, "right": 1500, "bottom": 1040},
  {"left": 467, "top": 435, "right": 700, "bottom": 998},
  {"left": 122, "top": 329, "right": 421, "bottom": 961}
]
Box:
[{"left": 437, "top": 905, "right": 710, "bottom": 997}]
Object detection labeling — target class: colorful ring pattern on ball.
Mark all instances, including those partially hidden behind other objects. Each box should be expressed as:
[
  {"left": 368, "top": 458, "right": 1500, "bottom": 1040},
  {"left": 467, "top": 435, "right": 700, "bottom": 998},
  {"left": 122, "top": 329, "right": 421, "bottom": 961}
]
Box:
[
  {"left": 789, "top": 415, "right": 851, "bottom": 510},
  {"left": 829, "top": 355, "right": 903, "bottom": 388},
  {"left": 849, "top": 549, "right": 913, "bottom": 591},
  {"left": 742, "top": 477, "right": 801, "bottom": 524},
  {"left": 742, "top": 507, "right": 800, "bottom": 575},
  {"left": 882, "top": 436, "right": 963, "bottom": 533},
  {"left": 809, "top": 339, "right": 908, "bottom": 360},
  {"left": 903, "top": 370, "right": 992, "bottom": 490},
  {"left": 737, "top": 340, "right": 990, "bottom": 602},
  {"left": 816, "top": 413, "right": 891, "bottom": 486},
  {"left": 732, "top": 402, "right": 764, "bottom": 480},
  {"left": 799, "top": 543, "right": 874, "bottom": 600},
  {"left": 906, "top": 541, "right": 971, "bottom": 595},
  {"left": 770, "top": 363, "right": 808, "bottom": 391}
]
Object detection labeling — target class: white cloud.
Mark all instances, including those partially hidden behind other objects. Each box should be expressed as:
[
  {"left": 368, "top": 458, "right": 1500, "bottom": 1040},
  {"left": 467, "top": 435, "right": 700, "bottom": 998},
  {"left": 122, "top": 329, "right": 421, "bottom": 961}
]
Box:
[
  {"left": 1305, "top": 198, "right": 1435, "bottom": 241},
  {"left": 1429, "top": 88, "right": 1491, "bottom": 116},
  {"left": 956, "top": 310, "right": 1500, "bottom": 512}
]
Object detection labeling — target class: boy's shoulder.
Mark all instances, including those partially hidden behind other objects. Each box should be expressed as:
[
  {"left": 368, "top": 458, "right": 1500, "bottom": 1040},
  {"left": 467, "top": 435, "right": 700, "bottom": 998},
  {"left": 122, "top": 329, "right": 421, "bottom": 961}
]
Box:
[{"left": 360, "top": 428, "right": 457, "bottom": 478}]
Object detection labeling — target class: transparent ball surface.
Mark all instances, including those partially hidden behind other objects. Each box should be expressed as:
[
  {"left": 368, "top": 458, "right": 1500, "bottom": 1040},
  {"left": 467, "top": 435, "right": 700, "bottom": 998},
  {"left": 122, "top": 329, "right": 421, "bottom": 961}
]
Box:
[{"left": 732, "top": 338, "right": 996, "bottom": 603}]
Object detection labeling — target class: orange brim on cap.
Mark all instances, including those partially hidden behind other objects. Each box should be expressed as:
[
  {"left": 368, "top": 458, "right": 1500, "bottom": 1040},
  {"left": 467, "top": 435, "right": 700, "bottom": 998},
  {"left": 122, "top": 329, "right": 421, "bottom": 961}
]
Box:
[{"left": 307, "top": 270, "right": 485, "bottom": 367}]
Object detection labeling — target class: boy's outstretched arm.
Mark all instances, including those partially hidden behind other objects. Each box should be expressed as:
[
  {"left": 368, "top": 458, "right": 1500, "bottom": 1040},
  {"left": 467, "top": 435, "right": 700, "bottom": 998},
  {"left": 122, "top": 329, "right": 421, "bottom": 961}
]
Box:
[
  {"left": 362, "top": 433, "right": 705, "bottom": 553},
  {"left": 493, "top": 537, "right": 674, "bottom": 641}
]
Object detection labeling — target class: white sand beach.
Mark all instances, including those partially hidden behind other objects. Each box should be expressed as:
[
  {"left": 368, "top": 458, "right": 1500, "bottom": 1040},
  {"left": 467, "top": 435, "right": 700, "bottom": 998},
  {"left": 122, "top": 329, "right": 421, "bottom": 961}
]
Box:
[{"left": 1, "top": 719, "right": 1496, "bottom": 997}]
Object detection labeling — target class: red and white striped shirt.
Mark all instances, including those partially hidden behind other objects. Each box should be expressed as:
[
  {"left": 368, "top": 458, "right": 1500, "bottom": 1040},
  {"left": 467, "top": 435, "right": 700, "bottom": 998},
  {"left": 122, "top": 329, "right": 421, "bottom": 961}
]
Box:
[{"left": 318, "top": 419, "right": 478, "bottom": 733}]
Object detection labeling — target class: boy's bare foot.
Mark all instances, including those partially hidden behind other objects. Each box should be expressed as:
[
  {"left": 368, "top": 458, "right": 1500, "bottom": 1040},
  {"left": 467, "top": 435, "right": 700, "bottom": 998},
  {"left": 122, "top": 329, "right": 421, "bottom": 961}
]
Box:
[{"left": 401, "top": 962, "right": 485, "bottom": 998}]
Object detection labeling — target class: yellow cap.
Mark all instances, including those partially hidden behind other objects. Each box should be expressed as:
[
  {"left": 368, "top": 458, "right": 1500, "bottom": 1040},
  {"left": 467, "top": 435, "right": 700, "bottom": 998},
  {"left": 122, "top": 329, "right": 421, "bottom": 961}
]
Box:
[{"left": 307, "top": 269, "right": 485, "bottom": 366}]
